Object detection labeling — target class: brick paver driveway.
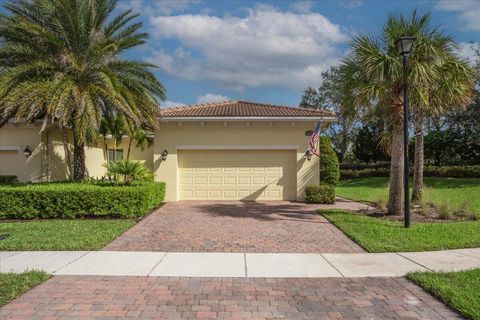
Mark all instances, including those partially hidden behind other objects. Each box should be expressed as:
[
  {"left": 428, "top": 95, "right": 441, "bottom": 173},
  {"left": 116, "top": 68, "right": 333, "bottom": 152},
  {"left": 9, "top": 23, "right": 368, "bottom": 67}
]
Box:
[
  {"left": 104, "top": 201, "right": 364, "bottom": 253},
  {"left": 1, "top": 276, "right": 460, "bottom": 319}
]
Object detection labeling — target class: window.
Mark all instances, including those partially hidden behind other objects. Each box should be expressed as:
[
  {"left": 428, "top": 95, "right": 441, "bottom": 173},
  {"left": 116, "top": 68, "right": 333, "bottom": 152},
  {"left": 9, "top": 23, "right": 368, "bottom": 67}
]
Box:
[{"left": 107, "top": 149, "right": 123, "bottom": 162}]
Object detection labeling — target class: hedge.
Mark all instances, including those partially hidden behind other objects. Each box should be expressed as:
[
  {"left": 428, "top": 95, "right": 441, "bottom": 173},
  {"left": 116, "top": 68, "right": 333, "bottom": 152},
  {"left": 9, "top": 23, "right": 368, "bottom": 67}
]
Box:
[
  {"left": 340, "top": 165, "right": 480, "bottom": 180},
  {"left": 339, "top": 163, "right": 390, "bottom": 171},
  {"left": 0, "top": 182, "right": 165, "bottom": 219},
  {"left": 319, "top": 137, "right": 340, "bottom": 186},
  {"left": 305, "top": 184, "right": 335, "bottom": 204},
  {"left": 0, "top": 176, "right": 18, "bottom": 184}
]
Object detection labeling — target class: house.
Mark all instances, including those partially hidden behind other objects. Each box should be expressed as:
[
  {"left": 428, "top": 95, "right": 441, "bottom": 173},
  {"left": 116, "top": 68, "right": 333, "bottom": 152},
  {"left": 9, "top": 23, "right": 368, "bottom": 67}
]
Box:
[{"left": 0, "top": 100, "right": 335, "bottom": 201}]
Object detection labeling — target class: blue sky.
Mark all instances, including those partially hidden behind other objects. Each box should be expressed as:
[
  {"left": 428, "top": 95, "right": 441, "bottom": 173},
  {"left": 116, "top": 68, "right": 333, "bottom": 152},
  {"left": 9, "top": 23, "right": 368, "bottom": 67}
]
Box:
[{"left": 2, "top": 0, "right": 480, "bottom": 107}]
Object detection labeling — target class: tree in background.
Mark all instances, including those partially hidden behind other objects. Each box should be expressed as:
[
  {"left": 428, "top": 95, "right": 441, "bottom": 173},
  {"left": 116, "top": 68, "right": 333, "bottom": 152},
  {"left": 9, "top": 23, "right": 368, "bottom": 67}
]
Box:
[
  {"left": 299, "top": 87, "right": 321, "bottom": 109},
  {"left": 352, "top": 120, "right": 390, "bottom": 163},
  {"left": 340, "top": 10, "right": 474, "bottom": 214},
  {"left": 0, "top": 0, "right": 165, "bottom": 180},
  {"left": 299, "top": 67, "right": 356, "bottom": 162}
]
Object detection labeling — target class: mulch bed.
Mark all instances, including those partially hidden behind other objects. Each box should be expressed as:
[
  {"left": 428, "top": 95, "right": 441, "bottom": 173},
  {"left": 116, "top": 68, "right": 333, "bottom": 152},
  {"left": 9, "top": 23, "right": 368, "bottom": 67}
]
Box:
[{"left": 358, "top": 204, "right": 477, "bottom": 223}]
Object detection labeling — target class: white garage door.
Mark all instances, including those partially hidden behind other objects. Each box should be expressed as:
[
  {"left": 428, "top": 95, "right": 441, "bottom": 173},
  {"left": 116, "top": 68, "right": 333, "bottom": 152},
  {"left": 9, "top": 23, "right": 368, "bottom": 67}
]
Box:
[
  {"left": 0, "top": 150, "right": 20, "bottom": 175},
  {"left": 178, "top": 149, "right": 297, "bottom": 200}
]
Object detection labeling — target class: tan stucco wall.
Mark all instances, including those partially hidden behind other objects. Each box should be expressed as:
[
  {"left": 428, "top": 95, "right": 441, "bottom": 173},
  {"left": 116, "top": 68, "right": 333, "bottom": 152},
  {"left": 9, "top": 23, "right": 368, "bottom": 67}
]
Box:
[
  {"left": 154, "top": 121, "right": 320, "bottom": 201},
  {"left": 47, "top": 131, "right": 153, "bottom": 180},
  {"left": 0, "top": 126, "right": 44, "bottom": 182},
  {"left": 1, "top": 125, "right": 153, "bottom": 181}
]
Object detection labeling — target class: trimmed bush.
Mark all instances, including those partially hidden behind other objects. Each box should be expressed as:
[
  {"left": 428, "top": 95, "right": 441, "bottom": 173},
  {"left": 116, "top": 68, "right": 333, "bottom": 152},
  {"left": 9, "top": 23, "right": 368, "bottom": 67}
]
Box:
[
  {"left": 0, "top": 182, "right": 165, "bottom": 219},
  {"left": 0, "top": 176, "right": 18, "bottom": 184},
  {"left": 305, "top": 184, "right": 335, "bottom": 204},
  {"left": 319, "top": 136, "right": 340, "bottom": 186},
  {"left": 340, "top": 165, "right": 480, "bottom": 180},
  {"left": 104, "top": 160, "right": 153, "bottom": 185}
]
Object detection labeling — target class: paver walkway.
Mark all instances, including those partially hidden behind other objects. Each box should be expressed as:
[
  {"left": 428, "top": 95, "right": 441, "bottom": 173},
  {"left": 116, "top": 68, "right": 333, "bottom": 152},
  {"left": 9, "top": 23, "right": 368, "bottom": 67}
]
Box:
[
  {"left": 0, "top": 276, "right": 461, "bottom": 319},
  {"left": 104, "top": 200, "right": 368, "bottom": 253},
  {"left": 2, "top": 248, "right": 480, "bottom": 277}
]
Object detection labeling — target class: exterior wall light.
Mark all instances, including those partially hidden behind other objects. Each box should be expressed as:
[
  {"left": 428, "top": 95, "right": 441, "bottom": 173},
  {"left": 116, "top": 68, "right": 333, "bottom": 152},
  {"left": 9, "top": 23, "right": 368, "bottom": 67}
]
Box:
[
  {"left": 23, "top": 145, "right": 32, "bottom": 158},
  {"left": 305, "top": 150, "right": 313, "bottom": 161},
  {"left": 161, "top": 150, "right": 168, "bottom": 161}
]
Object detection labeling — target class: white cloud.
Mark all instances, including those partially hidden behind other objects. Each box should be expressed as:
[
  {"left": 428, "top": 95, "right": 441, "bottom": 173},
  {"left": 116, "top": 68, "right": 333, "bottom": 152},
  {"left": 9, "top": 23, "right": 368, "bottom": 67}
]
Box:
[
  {"left": 118, "top": 0, "right": 198, "bottom": 16},
  {"left": 436, "top": 0, "right": 480, "bottom": 31},
  {"left": 456, "top": 42, "right": 479, "bottom": 66},
  {"left": 160, "top": 100, "right": 187, "bottom": 108},
  {"left": 336, "top": 0, "right": 363, "bottom": 9},
  {"left": 149, "top": 5, "right": 348, "bottom": 90},
  {"left": 290, "top": 1, "right": 315, "bottom": 13},
  {"left": 196, "top": 93, "right": 230, "bottom": 104},
  {"left": 155, "top": 0, "right": 199, "bottom": 15}
]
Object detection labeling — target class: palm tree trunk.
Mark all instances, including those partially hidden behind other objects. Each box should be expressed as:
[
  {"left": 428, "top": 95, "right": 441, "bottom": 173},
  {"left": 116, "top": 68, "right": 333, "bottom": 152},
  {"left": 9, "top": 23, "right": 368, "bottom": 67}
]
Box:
[
  {"left": 339, "top": 129, "right": 347, "bottom": 163},
  {"left": 412, "top": 116, "right": 424, "bottom": 202},
  {"left": 127, "top": 138, "right": 132, "bottom": 160},
  {"left": 61, "top": 129, "right": 72, "bottom": 179},
  {"left": 387, "top": 124, "right": 404, "bottom": 215},
  {"left": 103, "top": 137, "right": 109, "bottom": 162},
  {"left": 72, "top": 133, "right": 86, "bottom": 181}
]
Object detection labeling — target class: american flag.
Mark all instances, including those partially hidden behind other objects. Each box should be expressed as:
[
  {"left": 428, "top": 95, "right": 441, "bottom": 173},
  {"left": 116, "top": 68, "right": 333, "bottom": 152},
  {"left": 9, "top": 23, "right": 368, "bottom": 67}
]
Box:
[{"left": 308, "top": 122, "right": 321, "bottom": 157}]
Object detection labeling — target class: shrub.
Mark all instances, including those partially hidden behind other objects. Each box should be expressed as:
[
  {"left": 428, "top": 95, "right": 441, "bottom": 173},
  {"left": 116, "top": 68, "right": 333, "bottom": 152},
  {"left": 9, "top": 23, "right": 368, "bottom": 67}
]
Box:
[
  {"left": 340, "top": 162, "right": 390, "bottom": 171},
  {"left": 0, "top": 182, "right": 165, "bottom": 219},
  {"left": 104, "top": 160, "right": 153, "bottom": 185},
  {"left": 319, "top": 137, "right": 340, "bottom": 186},
  {"left": 340, "top": 165, "right": 480, "bottom": 180},
  {"left": 0, "top": 176, "right": 18, "bottom": 184},
  {"left": 305, "top": 184, "right": 335, "bottom": 204}
]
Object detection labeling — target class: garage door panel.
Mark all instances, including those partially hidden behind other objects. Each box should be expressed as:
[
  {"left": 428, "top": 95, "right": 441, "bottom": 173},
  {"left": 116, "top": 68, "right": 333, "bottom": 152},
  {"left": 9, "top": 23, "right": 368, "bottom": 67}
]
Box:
[
  {"left": 224, "top": 190, "right": 236, "bottom": 198},
  {"left": 178, "top": 150, "right": 296, "bottom": 200},
  {"left": 224, "top": 177, "right": 236, "bottom": 185},
  {"left": 0, "top": 151, "right": 20, "bottom": 175}
]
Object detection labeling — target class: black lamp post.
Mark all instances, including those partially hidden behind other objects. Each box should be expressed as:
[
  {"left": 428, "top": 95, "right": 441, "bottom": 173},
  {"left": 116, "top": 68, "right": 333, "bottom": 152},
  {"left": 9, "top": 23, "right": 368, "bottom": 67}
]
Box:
[{"left": 395, "top": 36, "right": 416, "bottom": 228}]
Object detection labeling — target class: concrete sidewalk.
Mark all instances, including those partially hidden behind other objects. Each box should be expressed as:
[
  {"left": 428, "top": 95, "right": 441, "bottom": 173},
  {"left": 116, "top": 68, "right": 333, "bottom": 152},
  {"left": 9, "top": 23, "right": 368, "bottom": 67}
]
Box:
[{"left": 1, "top": 248, "right": 479, "bottom": 277}]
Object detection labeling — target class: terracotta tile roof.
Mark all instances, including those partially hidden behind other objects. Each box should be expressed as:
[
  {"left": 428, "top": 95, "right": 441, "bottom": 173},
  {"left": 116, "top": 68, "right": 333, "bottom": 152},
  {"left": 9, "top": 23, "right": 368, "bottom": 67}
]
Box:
[{"left": 160, "top": 100, "right": 335, "bottom": 118}]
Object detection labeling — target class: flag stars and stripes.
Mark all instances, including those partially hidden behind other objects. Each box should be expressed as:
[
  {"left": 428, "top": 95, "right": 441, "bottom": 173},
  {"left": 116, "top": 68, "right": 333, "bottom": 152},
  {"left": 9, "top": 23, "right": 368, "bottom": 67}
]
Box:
[{"left": 308, "top": 122, "right": 320, "bottom": 157}]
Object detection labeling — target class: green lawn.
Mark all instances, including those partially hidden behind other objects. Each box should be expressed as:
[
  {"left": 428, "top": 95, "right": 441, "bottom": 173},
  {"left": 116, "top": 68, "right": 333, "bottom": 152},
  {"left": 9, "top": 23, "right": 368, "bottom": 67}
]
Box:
[
  {"left": 0, "top": 271, "right": 50, "bottom": 306},
  {"left": 0, "top": 219, "right": 135, "bottom": 250},
  {"left": 336, "top": 177, "right": 480, "bottom": 217},
  {"left": 320, "top": 209, "right": 480, "bottom": 252},
  {"left": 408, "top": 269, "right": 480, "bottom": 320}
]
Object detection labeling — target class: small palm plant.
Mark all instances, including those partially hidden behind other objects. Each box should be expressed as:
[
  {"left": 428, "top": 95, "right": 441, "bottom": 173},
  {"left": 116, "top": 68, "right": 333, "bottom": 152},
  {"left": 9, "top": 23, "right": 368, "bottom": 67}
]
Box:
[{"left": 104, "top": 160, "right": 153, "bottom": 185}]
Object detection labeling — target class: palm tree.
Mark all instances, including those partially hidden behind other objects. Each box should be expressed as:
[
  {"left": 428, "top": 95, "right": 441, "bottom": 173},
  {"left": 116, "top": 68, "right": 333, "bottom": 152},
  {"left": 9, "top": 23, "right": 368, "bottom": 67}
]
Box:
[
  {"left": 0, "top": 0, "right": 165, "bottom": 180},
  {"left": 126, "top": 128, "right": 153, "bottom": 160},
  {"left": 99, "top": 109, "right": 126, "bottom": 162},
  {"left": 341, "top": 10, "right": 474, "bottom": 215},
  {"left": 411, "top": 59, "right": 473, "bottom": 201}
]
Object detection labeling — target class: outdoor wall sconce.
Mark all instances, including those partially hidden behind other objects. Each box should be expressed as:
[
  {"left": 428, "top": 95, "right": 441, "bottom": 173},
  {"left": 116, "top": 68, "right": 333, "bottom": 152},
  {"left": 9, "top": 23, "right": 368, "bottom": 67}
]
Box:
[
  {"left": 23, "top": 145, "right": 32, "bottom": 158},
  {"left": 305, "top": 150, "right": 312, "bottom": 161},
  {"left": 161, "top": 150, "right": 168, "bottom": 161}
]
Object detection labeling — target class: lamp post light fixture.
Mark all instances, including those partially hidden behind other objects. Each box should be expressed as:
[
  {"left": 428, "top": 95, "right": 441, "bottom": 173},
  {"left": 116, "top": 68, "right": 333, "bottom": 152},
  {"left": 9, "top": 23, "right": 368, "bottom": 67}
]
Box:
[
  {"left": 305, "top": 150, "right": 313, "bottom": 161},
  {"left": 23, "top": 145, "right": 32, "bottom": 158},
  {"left": 395, "top": 35, "right": 416, "bottom": 228},
  {"left": 161, "top": 150, "right": 168, "bottom": 161}
]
